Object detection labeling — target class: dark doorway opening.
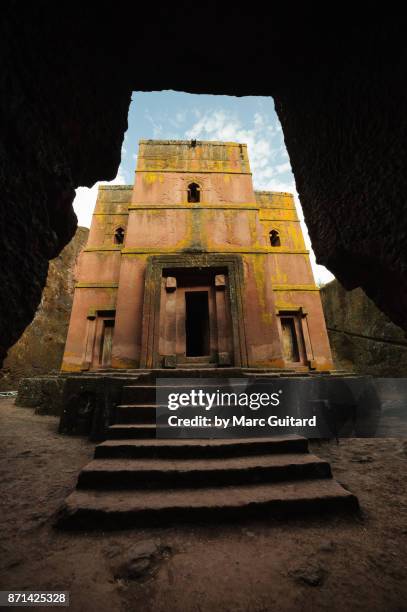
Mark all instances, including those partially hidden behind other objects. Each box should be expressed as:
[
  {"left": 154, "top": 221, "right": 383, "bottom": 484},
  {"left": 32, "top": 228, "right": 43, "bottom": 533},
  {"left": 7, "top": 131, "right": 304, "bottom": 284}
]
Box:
[
  {"left": 185, "top": 291, "right": 210, "bottom": 356},
  {"left": 281, "top": 317, "right": 300, "bottom": 362},
  {"left": 99, "top": 319, "right": 115, "bottom": 367}
]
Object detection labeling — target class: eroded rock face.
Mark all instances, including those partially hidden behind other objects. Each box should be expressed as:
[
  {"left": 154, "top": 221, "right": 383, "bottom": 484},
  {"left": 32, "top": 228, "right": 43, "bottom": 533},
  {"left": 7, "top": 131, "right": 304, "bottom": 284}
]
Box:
[
  {"left": 0, "top": 5, "right": 131, "bottom": 364},
  {"left": 0, "top": 228, "right": 88, "bottom": 390},
  {"left": 1, "top": 8, "right": 406, "bottom": 362},
  {"left": 273, "top": 29, "right": 407, "bottom": 332},
  {"left": 321, "top": 280, "right": 407, "bottom": 376}
]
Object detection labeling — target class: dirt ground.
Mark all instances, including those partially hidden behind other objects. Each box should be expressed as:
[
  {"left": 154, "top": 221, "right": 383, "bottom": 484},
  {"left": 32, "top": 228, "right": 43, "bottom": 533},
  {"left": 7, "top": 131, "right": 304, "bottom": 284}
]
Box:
[{"left": 1, "top": 397, "right": 407, "bottom": 612}]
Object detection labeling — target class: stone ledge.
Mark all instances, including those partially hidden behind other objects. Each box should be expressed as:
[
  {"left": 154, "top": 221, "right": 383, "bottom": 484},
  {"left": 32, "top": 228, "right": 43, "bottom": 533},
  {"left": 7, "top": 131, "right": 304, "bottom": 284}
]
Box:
[{"left": 16, "top": 376, "right": 66, "bottom": 416}]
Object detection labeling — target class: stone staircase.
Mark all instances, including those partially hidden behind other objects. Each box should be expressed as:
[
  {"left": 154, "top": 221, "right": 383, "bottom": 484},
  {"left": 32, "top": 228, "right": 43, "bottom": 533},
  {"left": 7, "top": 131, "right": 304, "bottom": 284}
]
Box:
[{"left": 56, "top": 373, "right": 358, "bottom": 529}]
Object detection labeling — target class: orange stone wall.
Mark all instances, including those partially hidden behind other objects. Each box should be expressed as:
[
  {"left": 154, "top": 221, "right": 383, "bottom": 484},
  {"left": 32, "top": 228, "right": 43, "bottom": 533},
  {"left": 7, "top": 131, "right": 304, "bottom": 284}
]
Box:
[{"left": 61, "top": 140, "right": 333, "bottom": 372}]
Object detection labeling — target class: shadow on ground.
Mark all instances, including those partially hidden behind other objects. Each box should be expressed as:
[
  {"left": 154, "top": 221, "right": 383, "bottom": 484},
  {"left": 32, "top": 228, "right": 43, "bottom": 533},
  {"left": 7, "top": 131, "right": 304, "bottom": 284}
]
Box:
[{"left": 0, "top": 398, "right": 406, "bottom": 612}]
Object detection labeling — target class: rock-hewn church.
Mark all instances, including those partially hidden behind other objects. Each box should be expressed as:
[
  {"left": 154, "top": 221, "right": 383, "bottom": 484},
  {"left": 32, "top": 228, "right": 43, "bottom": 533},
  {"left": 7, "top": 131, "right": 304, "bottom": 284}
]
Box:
[{"left": 62, "top": 140, "right": 333, "bottom": 373}]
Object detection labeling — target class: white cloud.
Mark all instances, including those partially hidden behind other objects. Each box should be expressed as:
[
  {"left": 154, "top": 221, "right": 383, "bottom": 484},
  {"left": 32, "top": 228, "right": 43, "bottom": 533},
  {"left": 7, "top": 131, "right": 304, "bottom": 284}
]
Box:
[
  {"left": 145, "top": 109, "right": 163, "bottom": 138},
  {"left": 73, "top": 167, "right": 126, "bottom": 228},
  {"left": 73, "top": 100, "right": 335, "bottom": 285},
  {"left": 275, "top": 162, "right": 291, "bottom": 174},
  {"left": 184, "top": 109, "right": 335, "bottom": 285}
]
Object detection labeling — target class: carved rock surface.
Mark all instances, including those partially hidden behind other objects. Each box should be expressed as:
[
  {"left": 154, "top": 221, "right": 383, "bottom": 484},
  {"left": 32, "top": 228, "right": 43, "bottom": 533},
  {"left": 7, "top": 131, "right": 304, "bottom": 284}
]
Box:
[
  {"left": 321, "top": 280, "right": 407, "bottom": 376},
  {"left": 1, "top": 7, "right": 406, "bottom": 363},
  {"left": 0, "top": 228, "right": 88, "bottom": 390}
]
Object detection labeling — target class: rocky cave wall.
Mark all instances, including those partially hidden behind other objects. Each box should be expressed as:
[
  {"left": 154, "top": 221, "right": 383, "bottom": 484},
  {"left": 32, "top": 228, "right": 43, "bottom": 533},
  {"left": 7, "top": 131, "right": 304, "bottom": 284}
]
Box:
[
  {"left": 321, "top": 280, "right": 407, "bottom": 377},
  {"left": 0, "top": 228, "right": 88, "bottom": 390},
  {"left": 1, "top": 6, "right": 406, "bottom": 363}
]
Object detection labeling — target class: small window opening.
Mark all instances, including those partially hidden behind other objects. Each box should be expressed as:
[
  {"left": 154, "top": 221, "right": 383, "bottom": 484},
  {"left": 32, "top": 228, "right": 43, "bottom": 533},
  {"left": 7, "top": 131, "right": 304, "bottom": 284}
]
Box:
[
  {"left": 187, "top": 182, "right": 200, "bottom": 203},
  {"left": 269, "top": 229, "right": 281, "bottom": 247},
  {"left": 114, "top": 227, "right": 125, "bottom": 245}
]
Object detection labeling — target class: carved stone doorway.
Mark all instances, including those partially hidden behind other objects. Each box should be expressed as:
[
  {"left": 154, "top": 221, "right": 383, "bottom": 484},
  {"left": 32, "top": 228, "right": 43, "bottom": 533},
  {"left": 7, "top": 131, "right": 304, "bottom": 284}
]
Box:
[
  {"left": 140, "top": 254, "right": 248, "bottom": 369},
  {"left": 159, "top": 269, "right": 233, "bottom": 367}
]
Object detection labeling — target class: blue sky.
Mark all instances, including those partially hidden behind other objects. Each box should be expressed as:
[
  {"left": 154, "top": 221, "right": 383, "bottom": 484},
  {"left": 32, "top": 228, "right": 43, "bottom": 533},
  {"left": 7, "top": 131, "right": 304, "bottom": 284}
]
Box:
[{"left": 73, "top": 91, "right": 334, "bottom": 284}]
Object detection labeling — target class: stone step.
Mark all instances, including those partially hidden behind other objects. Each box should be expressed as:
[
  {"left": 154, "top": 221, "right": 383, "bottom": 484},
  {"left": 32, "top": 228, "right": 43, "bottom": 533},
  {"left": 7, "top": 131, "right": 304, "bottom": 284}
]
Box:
[
  {"left": 147, "top": 368, "right": 249, "bottom": 378},
  {"left": 57, "top": 478, "right": 358, "bottom": 530},
  {"left": 121, "top": 381, "right": 251, "bottom": 403},
  {"left": 95, "top": 435, "right": 309, "bottom": 459},
  {"left": 109, "top": 423, "right": 304, "bottom": 440},
  {"left": 108, "top": 424, "right": 157, "bottom": 439},
  {"left": 76, "top": 453, "right": 331, "bottom": 489},
  {"left": 242, "top": 369, "right": 308, "bottom": 376},
  {"left": 115, "top": 404, "right": 157, "bottom": 424},
  {"left": 175, "top": 363, "right": 217, "bottom": 369},
  {"left": 121, "top": 385, "right": 156, "bottom": 404},
  {"left": 243, "top": 372, "right": 310, "bottom": 378},
  {"left": 115, "top": 402, "right": 274, "bottom": 424}
]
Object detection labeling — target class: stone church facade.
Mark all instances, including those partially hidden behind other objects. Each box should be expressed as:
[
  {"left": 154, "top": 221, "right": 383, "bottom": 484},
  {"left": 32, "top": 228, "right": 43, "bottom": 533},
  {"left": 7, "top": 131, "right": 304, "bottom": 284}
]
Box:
[{"left": 61, "top": 140, "right": 333, "bottom": 372}]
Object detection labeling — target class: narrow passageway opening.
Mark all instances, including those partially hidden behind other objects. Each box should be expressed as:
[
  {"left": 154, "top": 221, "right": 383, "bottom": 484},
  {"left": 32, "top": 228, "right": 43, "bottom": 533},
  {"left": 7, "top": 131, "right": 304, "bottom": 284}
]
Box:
[{"left": 185, "top": 291, "right": 210, "bottom": 356}]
